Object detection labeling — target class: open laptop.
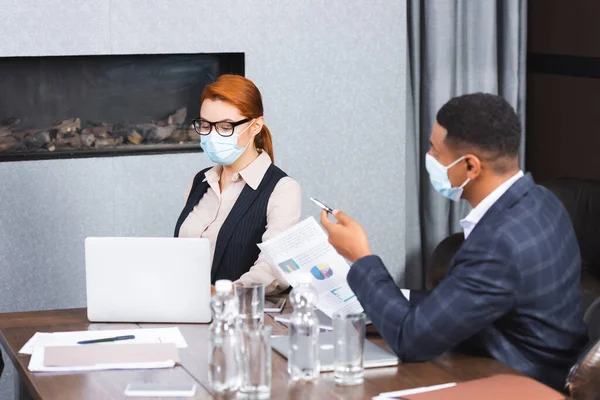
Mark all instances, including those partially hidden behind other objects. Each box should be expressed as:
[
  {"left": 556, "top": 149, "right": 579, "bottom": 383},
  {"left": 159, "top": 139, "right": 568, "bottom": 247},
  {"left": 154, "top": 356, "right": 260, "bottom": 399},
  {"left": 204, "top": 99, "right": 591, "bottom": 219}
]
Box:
[
  {"left": 85, "top": 237, "right": 211, "bottom": 323},
  {"left": 270, "top": 331, "right": 399, "bottom": 371}
]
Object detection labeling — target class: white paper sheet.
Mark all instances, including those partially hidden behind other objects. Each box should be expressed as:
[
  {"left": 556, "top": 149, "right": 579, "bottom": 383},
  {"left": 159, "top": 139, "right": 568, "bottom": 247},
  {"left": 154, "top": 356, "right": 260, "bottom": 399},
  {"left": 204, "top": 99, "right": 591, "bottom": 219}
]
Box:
[
  {"left": 20, "top": 327, "right": 188, "bottom": 355},
  {"left": 258, "top": 217, "right": 364, "bottom": 317},
  {"left": 372, "top": 382, "right": 457, "bottom": 399}
]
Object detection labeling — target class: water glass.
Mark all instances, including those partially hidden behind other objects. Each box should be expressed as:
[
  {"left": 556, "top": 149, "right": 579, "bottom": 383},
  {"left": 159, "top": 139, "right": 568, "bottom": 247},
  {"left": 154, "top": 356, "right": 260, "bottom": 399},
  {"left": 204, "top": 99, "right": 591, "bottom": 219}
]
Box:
[
  {"left": 238, "top": 325, "right": 272, "bottom": 399},
  {"left": 332, "top": 312, "right": 366, "bottom": 386},
  {"left": 235, "top": 283, "right": 265, "bottom": 329}
]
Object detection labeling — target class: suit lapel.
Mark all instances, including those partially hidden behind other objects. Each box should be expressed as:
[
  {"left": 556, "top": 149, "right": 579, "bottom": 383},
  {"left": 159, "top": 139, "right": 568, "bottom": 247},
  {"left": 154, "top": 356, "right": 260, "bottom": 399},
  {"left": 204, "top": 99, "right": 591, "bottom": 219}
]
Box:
[
  {"left": 493, "top": 173, "right": 535, "bottom": 210},
  {"left": 465, "top": 173, "right": 535, "bottom": 241},
  {"left": 188, "top": 180, "right": 209, "bottom": 213},
  {"left": 174, "top": 173, "right": 210, "bottom": 237},
  {"left": 478, "top": 173, "right": 535, "bottom": 224},
  {"left": 448, "top": 173, "right": 536, "bottom": 274},
  {"left": 211, "top": 183, "right": 262, "bottom": 282}
]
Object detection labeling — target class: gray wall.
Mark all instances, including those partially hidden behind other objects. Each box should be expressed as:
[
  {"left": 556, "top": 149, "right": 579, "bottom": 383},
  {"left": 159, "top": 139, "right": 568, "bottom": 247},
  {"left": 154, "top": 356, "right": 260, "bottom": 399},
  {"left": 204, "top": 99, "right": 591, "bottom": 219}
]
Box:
[{"left": 0, "top": 1, "right": 407, "bottom": 398}]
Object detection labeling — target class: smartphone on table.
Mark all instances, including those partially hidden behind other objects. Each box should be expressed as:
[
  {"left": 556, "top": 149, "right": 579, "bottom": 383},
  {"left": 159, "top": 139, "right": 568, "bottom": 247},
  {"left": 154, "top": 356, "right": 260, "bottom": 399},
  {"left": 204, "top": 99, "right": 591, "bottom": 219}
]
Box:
[
  {"left": 124, "top": 383, "right": 196, "bottom": 397},
  {"left": 264, "top": 297, "right": 286, "bottom": 313}
]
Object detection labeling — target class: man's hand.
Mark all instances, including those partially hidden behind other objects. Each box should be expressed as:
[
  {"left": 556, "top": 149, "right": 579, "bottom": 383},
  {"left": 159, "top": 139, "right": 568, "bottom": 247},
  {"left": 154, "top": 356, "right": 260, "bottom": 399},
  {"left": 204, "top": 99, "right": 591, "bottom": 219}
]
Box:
[{"left": 320, "top": 209, "right": 372, "bottom": 263}]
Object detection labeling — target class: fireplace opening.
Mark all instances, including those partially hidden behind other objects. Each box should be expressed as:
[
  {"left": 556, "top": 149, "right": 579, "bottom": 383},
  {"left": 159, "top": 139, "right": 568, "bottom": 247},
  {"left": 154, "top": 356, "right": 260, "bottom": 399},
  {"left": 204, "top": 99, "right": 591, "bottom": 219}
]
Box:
[{"left": 0, "top": 53, "right": 244, "bottom": 161}]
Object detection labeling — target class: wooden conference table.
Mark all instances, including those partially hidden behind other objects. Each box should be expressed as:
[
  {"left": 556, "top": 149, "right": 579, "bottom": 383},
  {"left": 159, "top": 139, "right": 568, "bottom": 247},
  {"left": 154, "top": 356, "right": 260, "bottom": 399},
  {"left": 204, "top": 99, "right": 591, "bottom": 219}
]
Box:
[{"left": 0, "top": 299, "right": 521, "bottom": 400}]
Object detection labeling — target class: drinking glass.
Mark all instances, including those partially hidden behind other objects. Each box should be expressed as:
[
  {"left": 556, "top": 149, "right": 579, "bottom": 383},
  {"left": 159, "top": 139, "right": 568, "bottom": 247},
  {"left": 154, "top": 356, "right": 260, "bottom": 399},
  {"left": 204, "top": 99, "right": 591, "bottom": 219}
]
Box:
[
  {"left": 238, "top": 325, "right": 272, "bottom": 399},
  {"left": 332, "top": 312, "right": 366, "bottom": 386},
  {"left": 234, "top": 283, "right": 265, "bottom": 329}
]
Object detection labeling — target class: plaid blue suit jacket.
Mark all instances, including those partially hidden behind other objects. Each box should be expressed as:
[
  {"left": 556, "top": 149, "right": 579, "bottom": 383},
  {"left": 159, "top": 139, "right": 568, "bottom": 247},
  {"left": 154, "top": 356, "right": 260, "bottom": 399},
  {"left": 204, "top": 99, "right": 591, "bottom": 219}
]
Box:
[{"left": 348, "top": 173, "right": 588, "bottom": 390}]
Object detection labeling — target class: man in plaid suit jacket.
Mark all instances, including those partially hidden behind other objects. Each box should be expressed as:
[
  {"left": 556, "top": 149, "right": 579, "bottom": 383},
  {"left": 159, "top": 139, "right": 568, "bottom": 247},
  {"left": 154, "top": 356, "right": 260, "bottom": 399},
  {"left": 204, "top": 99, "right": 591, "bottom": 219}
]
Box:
[{"left": 321, "top": 93, "right": 588, "bottom": 390}]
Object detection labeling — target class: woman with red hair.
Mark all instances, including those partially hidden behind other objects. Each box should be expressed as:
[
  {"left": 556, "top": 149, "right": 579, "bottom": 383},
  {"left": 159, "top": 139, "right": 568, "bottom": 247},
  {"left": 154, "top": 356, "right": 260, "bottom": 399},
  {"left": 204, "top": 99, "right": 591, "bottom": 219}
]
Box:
[{"left": 174, "top": 74, "right": 300, "bottom": 294}]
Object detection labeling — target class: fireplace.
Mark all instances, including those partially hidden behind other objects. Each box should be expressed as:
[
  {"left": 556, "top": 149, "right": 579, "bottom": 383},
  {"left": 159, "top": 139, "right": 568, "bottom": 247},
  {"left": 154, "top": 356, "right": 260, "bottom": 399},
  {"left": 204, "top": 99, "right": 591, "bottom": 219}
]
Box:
[{"left": 0, "top": 53, "right": 244, "bottom": 161}]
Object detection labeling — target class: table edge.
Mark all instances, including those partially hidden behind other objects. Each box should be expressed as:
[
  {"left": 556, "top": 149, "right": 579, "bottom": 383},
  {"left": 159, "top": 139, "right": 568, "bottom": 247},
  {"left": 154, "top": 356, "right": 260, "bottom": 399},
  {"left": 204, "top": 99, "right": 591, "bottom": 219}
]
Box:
[{"left": 0, "top": 329, "right": 44, "bottom": 400}]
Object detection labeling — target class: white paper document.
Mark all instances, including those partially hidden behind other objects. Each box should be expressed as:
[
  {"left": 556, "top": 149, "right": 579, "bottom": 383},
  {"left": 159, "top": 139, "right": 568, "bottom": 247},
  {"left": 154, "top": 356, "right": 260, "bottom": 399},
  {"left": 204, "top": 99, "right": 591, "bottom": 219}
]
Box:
[
  {"left": 258, "top": 217, "right": 364, "bottom": 317},
  {"left": 20, "top": 327, "right": 188, "bottom": 355}
]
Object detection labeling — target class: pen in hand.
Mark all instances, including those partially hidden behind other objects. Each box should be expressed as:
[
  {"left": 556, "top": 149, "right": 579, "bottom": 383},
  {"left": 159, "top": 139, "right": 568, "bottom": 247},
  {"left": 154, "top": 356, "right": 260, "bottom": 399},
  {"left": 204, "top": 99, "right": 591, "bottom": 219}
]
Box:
[
  {"left": 77, "top": 334, "right": 136, "bottom": 345},
  {"left": 310, "top": 197, "right": 334, "bottom": 214}
]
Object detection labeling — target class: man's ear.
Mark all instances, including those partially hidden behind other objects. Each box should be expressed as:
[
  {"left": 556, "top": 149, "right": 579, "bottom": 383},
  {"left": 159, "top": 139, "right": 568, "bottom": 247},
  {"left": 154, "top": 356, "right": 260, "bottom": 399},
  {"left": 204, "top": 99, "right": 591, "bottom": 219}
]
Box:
[{"left": 465, "top": 154, "right": 482, "bottom": 179}]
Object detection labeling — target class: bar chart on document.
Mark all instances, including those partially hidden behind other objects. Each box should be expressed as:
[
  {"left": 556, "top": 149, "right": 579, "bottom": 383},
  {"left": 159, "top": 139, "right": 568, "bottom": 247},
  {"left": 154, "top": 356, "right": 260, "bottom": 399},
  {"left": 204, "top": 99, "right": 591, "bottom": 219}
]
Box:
[{"left": 330, "top": 286, "right": 356, "bottom": 303}]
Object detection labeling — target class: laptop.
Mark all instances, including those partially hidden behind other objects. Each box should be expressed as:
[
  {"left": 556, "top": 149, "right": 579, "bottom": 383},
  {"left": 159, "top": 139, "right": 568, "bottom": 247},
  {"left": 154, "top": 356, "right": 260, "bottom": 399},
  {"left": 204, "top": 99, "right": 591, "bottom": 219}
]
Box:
[
  {"left": 270, "top": 331, "right": 399, "bottom": 371},
  {"left": 85, "top": 237, "right": 211, "bottom": 323}
]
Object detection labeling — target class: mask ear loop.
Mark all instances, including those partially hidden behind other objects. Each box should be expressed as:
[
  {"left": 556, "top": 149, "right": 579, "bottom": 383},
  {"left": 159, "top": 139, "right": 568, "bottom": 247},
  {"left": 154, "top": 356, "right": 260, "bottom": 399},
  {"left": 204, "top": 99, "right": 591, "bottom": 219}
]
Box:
[
  {"left": 445, "top": 155, "right": 466, "bottom": 170},
  {"left": 459, "top": 156, "right": 472, "bottom": 188},
  {"left": 236, "top": 119, "right": 257, "bottom": 150},
  {"left": 447, "top": 156, "right": 470, "bottom": 188}
]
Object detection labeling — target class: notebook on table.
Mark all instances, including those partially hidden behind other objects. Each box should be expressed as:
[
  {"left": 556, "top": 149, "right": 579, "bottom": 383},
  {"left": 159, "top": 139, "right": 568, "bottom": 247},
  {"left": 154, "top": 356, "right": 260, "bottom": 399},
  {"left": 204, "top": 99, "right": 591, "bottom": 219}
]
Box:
[
  {"left": 30, "top": 343, "right": 180, "bottom": 372},
  {"left": 271, "top": 331, "right": 398, "bottom": 371}
]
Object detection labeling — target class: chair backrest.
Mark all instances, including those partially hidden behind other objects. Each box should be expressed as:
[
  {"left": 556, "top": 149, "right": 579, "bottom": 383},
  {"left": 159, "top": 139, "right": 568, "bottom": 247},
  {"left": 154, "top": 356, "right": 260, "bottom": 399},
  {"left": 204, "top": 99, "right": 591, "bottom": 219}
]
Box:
[
  {"left": 427, "top": 232, "right": 465, "bottom": 290},
  {"left": 543, "top": 179, "right": 600, "bottom": 316},
  {"left": 585, "top": 298, "right": 600, "bottom": 343},
  {"left": 567, "top": 293, "right": 600, "bottom": 399},
  {"left": 542, "top": 179, "right": 600, "bottom": 280},
  {"left": 565, "top": 337, "right": 600, "bottom": 400}
]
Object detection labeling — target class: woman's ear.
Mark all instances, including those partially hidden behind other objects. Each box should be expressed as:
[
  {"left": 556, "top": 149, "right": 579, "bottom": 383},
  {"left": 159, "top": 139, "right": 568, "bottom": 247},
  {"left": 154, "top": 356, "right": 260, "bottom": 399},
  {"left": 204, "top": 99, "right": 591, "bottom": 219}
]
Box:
[{"left": 251, "top": 116, "right": 264, "bottom": 136}]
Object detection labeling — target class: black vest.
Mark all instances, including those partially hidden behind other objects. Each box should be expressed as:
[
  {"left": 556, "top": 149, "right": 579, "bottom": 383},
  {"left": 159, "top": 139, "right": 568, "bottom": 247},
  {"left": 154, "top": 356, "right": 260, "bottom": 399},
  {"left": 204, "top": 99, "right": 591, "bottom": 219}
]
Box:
[{"left": 174, "top": 164, "right": 287, "bottom": 283}]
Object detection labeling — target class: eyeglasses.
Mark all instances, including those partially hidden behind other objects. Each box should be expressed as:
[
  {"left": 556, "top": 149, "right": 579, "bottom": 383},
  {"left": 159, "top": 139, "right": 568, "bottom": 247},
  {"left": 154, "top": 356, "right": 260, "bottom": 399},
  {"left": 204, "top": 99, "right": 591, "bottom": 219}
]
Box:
[{"left": 192, "top": 117, "right": 251, "bottom": 137}]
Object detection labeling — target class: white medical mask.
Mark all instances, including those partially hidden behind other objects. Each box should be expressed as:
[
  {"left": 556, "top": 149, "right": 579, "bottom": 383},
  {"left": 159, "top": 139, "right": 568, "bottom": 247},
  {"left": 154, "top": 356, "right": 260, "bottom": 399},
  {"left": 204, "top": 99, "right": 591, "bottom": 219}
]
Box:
[
  {"left": 200, "top": 120, "right": 255, "bottom": 165},
  {"left": 425, "top": 153, "right": 471, "bottom": 201}
]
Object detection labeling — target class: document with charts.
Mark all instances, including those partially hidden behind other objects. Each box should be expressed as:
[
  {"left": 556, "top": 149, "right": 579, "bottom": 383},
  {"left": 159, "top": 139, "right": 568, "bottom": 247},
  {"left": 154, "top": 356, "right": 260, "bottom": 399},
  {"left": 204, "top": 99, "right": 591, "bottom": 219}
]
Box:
[{"left": 258, "top": 217, "right": 363, "bottom": 317}]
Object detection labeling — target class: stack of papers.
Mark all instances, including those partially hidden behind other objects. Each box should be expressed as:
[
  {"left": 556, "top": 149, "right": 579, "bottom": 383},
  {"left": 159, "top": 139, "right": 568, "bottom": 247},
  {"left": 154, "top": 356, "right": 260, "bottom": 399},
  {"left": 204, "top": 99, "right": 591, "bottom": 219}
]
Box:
[{"left": 21, "top": 327, "right": 188, "bottom": 372}]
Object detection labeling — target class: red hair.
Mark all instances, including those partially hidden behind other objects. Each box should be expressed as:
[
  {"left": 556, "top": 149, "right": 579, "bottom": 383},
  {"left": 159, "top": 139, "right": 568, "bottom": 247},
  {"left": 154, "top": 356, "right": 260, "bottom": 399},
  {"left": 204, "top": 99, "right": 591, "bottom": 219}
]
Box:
[{"left": 201, "top": 74, "right": 274, "bottom": 162}]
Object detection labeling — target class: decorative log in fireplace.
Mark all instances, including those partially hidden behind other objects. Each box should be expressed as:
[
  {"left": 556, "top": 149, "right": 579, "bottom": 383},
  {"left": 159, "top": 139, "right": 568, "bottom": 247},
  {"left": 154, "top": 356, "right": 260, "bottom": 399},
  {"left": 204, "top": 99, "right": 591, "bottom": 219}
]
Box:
[
  {"left": 0, "top": 53, "right": 244, "bottom": 161},
  {"left": 0, "top": 107, "right": 197, "bottom": 153}
]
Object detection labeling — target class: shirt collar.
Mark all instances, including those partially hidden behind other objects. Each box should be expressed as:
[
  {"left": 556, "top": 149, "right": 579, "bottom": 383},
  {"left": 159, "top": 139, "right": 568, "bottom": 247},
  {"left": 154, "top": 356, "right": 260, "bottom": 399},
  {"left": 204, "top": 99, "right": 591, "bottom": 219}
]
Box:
[
  {"left": 238, "top": 151, "right": 272, "bottom": 190},
  {"left": 202, "top": 151, "right": 272, "bottom": 190},
  {"left": 460, "top": 170, "right": 524, "bottom": 238},
  {"left": 203, "top": 164, "right": 222, "bottom": 187}
]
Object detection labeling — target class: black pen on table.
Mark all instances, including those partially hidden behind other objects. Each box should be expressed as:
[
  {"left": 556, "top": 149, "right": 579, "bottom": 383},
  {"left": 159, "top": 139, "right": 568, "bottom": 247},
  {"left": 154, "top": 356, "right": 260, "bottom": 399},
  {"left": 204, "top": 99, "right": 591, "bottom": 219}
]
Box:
[{"left": 77, "top": 334, "right": 135, "bottom": 345}]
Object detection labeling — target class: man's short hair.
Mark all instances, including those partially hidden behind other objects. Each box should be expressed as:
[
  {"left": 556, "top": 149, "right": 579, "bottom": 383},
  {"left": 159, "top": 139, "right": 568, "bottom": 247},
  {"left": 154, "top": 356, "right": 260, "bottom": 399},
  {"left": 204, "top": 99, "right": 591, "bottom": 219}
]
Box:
[{"left": 436, "top": 93, "right": 521, "bottom": 161}]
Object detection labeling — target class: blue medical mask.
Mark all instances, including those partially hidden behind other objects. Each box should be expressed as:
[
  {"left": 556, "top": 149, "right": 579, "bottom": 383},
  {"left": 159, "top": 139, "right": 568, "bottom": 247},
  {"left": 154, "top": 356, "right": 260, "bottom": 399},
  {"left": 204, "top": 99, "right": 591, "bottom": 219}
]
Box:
[
  {"left": 200, "top": 120, "right": 255, "bottom": 165},
  {"left": 425, "top": 153, "right": 471, "bottom": 202}
]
